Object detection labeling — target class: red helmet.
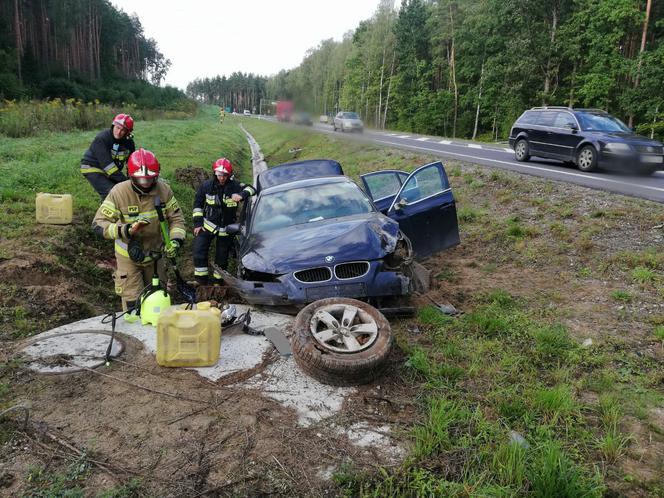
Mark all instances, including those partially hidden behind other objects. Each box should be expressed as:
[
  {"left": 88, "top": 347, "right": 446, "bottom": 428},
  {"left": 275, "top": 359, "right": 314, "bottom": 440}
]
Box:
[
  {"left": 127, "top": 148, "right": 159, "bottom": 190},
  {"left": 112, "top": 113, "right": 134, "bottom": 132},
  {"left": 213, "top": 157, "right": 233, "bottom": 176}
]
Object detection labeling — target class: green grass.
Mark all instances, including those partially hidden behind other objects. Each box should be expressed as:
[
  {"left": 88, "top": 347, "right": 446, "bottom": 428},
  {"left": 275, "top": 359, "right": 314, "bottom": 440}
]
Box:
[
  {"left": 4, "top": 111, "right": 663, "bottom": 496},
  {"left": 631, "top": 266, "right": 656, "bottom": 284},
  {"left": 610, "top": 290, "right": 632, "bottom": 302}
]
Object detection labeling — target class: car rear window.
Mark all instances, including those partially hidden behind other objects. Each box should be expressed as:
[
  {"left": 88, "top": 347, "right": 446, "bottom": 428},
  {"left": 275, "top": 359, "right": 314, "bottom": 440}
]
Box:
[
  {"left": 252, "top": 182, "right": 374, "bottom": 232},
  {"left": 517, "top": 111, "right": 538, "bottom": 125}
]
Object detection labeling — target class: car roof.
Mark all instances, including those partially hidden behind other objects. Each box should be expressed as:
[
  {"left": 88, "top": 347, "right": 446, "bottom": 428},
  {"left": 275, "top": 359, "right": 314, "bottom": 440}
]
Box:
[
  {"left": 527, "top": 106, "right": 608, "bottom": 115},
  {"left": 260, "top": 175, "right": 351, "bottom": 196},
  {"left": 256, "top": 159, "right": 344, "bottom": 192}
]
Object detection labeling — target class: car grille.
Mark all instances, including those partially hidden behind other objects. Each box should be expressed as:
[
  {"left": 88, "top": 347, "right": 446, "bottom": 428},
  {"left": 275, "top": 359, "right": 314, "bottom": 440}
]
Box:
[
  {"left": 635, "top": 145, "right": 663, "bottom": 154},
  {"left": 335, "top": 262, "right": 370, "bottom": 280},
  {"left": 293, "top": 267, "right": 332, "bottom": 283}
]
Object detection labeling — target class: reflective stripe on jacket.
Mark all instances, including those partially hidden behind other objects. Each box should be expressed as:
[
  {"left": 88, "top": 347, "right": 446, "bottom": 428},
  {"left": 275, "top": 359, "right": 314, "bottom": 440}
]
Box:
[{"left": 92, "top": 179, "right": 186, "bottom": 261}]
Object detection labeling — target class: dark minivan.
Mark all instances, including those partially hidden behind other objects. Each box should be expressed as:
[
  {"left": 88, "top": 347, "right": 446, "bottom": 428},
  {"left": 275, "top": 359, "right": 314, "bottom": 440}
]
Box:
[{"left": 509, "top": 107, "right": 664, "bottom": 174}]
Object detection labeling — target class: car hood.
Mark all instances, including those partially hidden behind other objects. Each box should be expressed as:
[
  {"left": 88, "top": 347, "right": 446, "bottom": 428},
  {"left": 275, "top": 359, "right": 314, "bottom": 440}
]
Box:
[
  {"left": 588, "top": 131, "right": 663, "bottom": 146},
  {"left": 241, "top": 213, "right": 400, "bottom": 274}
]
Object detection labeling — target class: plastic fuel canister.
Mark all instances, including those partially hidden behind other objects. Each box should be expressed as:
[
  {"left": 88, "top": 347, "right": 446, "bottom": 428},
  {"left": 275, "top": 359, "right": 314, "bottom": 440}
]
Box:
[
  {"left": 156, "top": 302, "right": 222, "bottom": 367},
  {"left": 36, "top": 193, "right": 73, "bottom": 224}
]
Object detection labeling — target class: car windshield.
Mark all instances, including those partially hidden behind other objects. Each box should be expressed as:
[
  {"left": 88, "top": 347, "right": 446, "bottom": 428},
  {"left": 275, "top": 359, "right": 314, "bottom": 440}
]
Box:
[
  {"left": 252, "top": 181, "right": 375, "bottom": 232},
  {"left": 342, "top": 112, "right": 360, "bottom": 119},
  {"left": 576, "top": 112, "right": 631, "bottom": 132}
]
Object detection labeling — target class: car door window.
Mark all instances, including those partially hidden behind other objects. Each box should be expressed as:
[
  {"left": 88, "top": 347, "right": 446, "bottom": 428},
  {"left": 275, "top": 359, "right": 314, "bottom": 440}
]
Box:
[
  {"left": 535, "top": 111, "right": 557, "bottom": 127},
  {"left": 361, "top": 171, "right": 409, "bottom": 201},
  {"left": 553, "top": 112, "right": 576, "bottom": 129},
  {"left": 396, "top": 164, "right": 449, "bottom": 206}
]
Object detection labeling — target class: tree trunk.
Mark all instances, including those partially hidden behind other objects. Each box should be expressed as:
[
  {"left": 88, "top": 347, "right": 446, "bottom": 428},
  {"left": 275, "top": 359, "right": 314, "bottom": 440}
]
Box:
[
  {"left": 543, "top": 2, "right": 559, "bottom": 103},
  {"left": 629, "top": 0, "right": 652, "bottom": 127},
  {"left": 382, "top": 48, "right": 396, "bottom": 129},
  {"left": 449, "top": 3, "right": 458, "bottom": 138},
  {"left": 14, "top": 0, "right": 23, "bottom": 82},
  {"left": 472, "top": 61, "right": 484, "bottom": 140},
  {"left": 377, "top": 45, "right": 386, "bottom": 128}
]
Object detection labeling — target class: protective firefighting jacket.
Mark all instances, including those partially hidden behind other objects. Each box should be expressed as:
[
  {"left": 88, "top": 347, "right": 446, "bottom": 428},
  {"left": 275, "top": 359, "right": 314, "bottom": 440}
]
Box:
[
  {"left": 192, "top": 178, "right": 256, "bottom": 236},
  {"left": 92, "top": 180, "right": 186, "bottom": 263},
  {"left": 80, "top": 128, "right": 135, "bottom": 180}
]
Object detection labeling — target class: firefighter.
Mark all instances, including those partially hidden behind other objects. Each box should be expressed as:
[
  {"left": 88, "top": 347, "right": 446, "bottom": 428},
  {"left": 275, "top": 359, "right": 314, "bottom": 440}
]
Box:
[
  {"left": 81, "top": 113, "right": 136, "bottom": 200},
  {"left": 192, "top": 158, "right": 256, "bottom": 285},
  {"left": 92, "top": 148, "right": 186, "bottom": 311}
]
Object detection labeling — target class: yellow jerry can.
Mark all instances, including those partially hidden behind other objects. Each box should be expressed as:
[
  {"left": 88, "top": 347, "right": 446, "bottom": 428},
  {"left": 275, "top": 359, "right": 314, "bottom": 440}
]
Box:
[
  {"left": 156, "top": 302, "right": 222, "bottom": 367},
  {"left": 36, "top": 193, "right": 73, "bottom": 224}
]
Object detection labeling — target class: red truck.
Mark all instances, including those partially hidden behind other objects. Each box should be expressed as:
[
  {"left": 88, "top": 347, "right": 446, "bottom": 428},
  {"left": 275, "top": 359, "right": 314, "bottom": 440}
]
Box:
[{"left": 276, "top": 101, "right": 294, "bottom": 122}]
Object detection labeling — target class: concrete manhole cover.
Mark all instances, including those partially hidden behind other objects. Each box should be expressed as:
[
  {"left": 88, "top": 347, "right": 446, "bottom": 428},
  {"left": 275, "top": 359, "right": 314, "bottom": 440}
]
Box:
[{"left": 21, "top": 330, "right": 124, "bottom": 374}]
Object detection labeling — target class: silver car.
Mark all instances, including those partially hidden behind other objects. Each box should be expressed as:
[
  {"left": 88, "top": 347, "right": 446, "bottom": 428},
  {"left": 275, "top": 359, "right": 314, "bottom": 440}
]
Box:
[{"left": 333, "top": 111, "right": 364, "bottom": 133}]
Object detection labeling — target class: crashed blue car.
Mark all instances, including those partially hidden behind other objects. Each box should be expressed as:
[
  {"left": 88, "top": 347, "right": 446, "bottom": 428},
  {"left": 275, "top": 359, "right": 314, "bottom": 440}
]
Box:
[{"left": 221, "top": 159, "right": 460, "bottom": 306}]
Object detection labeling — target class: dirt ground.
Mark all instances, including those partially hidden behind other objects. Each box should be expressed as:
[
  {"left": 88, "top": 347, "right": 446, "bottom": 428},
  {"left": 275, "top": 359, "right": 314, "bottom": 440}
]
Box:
[{"left": 1, "top": 163, "right": 664, "bottom": 496}]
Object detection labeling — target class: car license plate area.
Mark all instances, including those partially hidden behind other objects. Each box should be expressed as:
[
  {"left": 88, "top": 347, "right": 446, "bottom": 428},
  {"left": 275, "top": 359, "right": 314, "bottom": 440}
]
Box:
[
  {"left": 306, "top": 283, "right": 367, "bottom": 301},
  {"left": 641, "top": 155, "right": 663, "bottom": 163}
]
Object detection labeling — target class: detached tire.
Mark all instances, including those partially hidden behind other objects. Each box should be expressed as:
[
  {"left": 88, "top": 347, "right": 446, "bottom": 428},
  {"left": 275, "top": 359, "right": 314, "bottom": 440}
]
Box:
[{"left": 291, "top": 298, "right": 393, "bottom": 386}]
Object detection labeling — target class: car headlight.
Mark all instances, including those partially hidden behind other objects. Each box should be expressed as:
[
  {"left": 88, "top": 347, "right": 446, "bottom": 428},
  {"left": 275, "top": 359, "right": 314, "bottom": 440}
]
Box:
[{"left": 604, "top": 142, "right": 632, "bottom": 153}]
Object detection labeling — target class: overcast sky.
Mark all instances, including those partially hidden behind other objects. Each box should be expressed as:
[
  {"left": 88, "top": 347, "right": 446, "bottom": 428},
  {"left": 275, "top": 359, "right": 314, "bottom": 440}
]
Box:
[{"left": 110, "top": 0, "right": 386, "bottom": 90}]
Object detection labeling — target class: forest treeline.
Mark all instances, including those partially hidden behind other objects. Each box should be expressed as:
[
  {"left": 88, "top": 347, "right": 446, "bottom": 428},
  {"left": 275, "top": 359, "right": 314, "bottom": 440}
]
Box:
[
  {"left": 0, "top": 0, "right": 190, "bottom": 110},
  {"left": 188, "top": 0, "right": 664, "bottom": 140},
  {"left": 186, "top": 73, "right": 267, "bottom": 115}
]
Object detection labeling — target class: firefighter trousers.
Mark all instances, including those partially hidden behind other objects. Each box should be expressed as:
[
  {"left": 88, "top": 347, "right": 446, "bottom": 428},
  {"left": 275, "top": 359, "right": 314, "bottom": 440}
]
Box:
[
  {"left": 192, "top": 231, "right": 233, "bottom": 282},
  {"left": 114, "top": 256, "right": 167, "bottom": 311}
]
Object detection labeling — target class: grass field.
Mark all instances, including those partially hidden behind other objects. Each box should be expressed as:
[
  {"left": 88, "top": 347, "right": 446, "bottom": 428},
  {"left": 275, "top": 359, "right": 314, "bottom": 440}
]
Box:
[{"left": 1, "top": 109, "right": 663, "bottom": 496}]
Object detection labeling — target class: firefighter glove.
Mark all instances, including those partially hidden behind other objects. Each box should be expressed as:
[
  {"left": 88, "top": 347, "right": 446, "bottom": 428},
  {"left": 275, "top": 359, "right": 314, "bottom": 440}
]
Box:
[
  {"left": 165, "top": 239, "right": 180, "bottom": 258},
  {"left": 127, "top": 238, "right": 145, "bottom": 263}
]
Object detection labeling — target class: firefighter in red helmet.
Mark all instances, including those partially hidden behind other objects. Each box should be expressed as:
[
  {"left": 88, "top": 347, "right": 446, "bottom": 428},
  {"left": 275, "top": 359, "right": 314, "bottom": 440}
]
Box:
[
  {"left": 192, "top": 157, "right": 256, "bottom": 285},
  {"left": 80, "top": 113, "right": 136, "bottom": 200},
  {"left": 92, "top": 148, "right": 186, "bottom": 312}
]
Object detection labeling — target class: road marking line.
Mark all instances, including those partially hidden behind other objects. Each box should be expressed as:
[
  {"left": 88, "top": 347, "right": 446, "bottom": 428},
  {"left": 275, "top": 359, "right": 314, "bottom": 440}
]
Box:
[
  {"left": 439, "top": 140, "right": 452, "bottom": 144},
  {"left": 396, "top": 135, "right": 411, "bottom": 139},
  {"left": 416, "top": 137, "right": 431, "bottom": 141},
  {"left": 373, "top": 139, "right": 664, "bottom": 194},
  {"left": 468, "top": 144, "right": 482, "bottom": 149}
]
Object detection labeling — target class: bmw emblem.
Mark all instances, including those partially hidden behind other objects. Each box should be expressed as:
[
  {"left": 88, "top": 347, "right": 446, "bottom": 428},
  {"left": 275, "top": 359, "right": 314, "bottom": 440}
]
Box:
[{"left": 325, "top": 255, "right": 335, "bottom": 263}]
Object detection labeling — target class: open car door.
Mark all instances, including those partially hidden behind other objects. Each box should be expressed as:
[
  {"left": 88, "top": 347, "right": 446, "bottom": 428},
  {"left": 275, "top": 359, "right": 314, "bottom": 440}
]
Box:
[{"left": 362, "top": 161, "right": 460, "bottom": 258}]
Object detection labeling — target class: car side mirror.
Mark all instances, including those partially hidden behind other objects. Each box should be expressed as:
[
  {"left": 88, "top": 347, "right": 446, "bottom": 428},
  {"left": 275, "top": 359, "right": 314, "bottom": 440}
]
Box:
[
  {"left": 225, "top": 223, "right": 241, "bottom": 235},
  {"left": 394, "top": 198, "right": 409, "bottom": 211},
  {"left": 566, "top": 123, "right": 578, "bottom": 133}
]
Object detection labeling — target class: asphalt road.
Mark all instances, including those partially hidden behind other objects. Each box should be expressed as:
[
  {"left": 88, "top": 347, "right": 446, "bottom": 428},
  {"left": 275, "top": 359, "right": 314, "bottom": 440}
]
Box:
[{"left": 253, "top": 115, "right": 664, "bottom": 203}]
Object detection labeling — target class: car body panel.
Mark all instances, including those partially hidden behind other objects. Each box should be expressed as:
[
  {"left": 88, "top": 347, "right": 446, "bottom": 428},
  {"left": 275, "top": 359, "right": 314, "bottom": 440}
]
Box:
[{"left": 225, "top": 159, "right": 459, "bottom": 306}]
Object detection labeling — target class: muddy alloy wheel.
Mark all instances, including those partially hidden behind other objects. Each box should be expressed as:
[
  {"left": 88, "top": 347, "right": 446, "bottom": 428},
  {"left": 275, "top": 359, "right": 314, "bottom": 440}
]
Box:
[
  {"left": 577, "top": 145, "right": 598, "bottom": 172},
  {"left": 514, "top": 139, "right": 530, "bottom": 162},
  {"left": 291, "top": 298, "right": 393, "bottom": 386}
]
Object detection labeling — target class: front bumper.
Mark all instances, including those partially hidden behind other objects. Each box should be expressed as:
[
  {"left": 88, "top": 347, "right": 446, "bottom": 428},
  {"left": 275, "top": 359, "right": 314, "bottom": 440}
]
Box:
[
  {"left": 220, "top": 261, "right": 410, "bottom": 306},
  {"left": 599, "top": 151, "right": 664, "bottom": 172}
]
